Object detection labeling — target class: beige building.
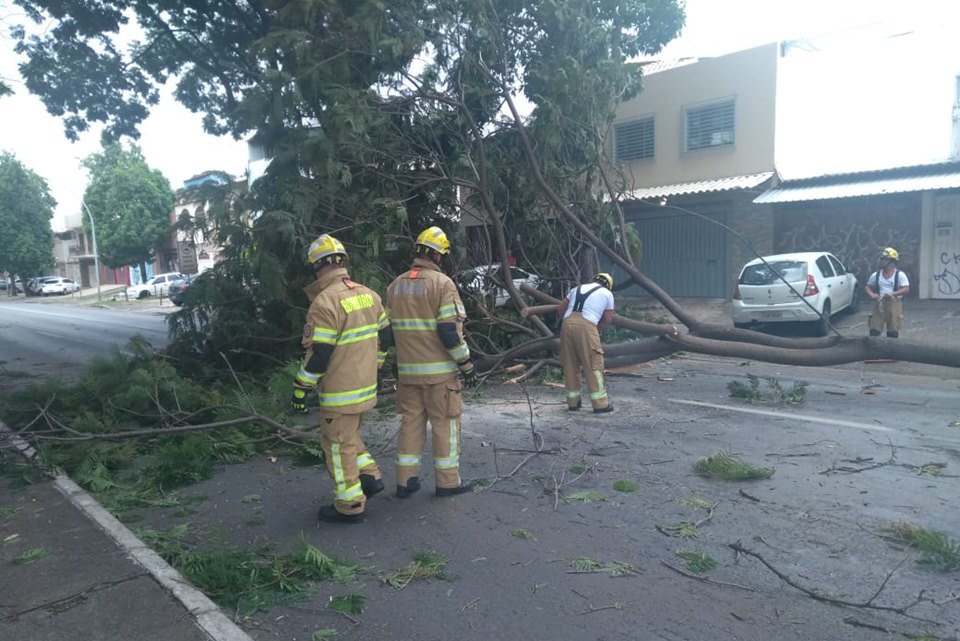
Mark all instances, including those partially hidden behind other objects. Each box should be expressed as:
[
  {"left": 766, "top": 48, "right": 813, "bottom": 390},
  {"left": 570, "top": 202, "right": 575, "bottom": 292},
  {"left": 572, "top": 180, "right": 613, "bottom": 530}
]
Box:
[
  {"left": 610, "top": 32, "right": 960, "bottom": 300},
  {"left": 608, "top": 44, "right": 778, "bottom": 297}
]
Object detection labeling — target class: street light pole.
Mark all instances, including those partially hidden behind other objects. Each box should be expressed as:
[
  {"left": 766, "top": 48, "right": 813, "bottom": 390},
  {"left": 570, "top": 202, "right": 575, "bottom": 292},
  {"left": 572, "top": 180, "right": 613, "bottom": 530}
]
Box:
[{"left": 79, "top": 200, "right": 101, "bottom": 302}]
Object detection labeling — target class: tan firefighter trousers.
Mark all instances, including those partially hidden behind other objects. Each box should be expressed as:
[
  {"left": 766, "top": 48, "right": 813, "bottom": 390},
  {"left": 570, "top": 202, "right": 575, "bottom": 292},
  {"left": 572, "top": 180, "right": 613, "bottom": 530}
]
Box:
[
  {"left": 319, "top": 410, "right": 382, "bottom": 515},
  {"left": 559, "top": 313, "right": 610, "bottom": 411},
  {"left": 395, "top": 378, "right": 464, "bottom": 489},
  {"left": 868, "top": 296, "right": 903, "bottom": 336}
]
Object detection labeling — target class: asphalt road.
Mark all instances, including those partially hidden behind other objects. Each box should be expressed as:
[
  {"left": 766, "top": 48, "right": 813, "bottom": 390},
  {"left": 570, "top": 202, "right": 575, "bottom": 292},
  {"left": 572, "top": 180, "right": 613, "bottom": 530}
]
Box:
[
  {"left": 0, "top": 300, "right": 169, "bottom": 387},
  {"left": 118, "top": 354, "right": 960, "bottom": 641}
]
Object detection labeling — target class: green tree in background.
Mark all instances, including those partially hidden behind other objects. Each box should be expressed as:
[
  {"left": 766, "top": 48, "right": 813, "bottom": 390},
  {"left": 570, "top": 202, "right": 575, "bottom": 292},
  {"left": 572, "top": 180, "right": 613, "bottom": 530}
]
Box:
[
  {"left": 82, "top": 143, "right": 176, "bottom": 282},
  {"left": 0, "top": 152, "right": 55, "bottom": 292},
  {"left": 11, "top": 0, "right": 684, "bottom": 372}
]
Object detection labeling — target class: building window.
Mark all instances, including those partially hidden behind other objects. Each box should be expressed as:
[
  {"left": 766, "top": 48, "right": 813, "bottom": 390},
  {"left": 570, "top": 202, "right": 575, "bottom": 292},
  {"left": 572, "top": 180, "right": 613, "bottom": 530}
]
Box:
[
  {"left": 614, "top": 117, "right": 655, "bottom": 161},
  {"left": 684, "top": 99, "right": 735, "bottom": 151}
]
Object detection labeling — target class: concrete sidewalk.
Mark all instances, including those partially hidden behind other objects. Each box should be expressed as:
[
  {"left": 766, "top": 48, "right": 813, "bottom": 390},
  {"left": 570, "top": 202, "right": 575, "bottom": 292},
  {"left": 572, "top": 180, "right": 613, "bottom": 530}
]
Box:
[{"left": 0, "top": 427, "right": 252, "bottom": 641}]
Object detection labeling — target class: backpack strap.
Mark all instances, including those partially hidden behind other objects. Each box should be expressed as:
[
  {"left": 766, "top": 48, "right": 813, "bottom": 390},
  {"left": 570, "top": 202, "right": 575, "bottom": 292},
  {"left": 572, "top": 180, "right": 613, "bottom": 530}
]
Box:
[{"left": 572, "top": 285, "right": 602, "bottom": 312}]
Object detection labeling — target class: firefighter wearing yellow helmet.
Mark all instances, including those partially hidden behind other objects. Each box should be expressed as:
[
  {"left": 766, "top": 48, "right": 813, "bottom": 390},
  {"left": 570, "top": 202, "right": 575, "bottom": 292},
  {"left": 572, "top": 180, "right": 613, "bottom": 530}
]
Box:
[
  {"left": 555, "top": 272, "right": 616, "bottom": 413},
  {"left": 292, "top": 234, "right": 391, "bottom": 524},
  {"left": 865, "top": 246, "right": 910, "bottom": 338},
  {"left": 386, "top": 226, "right": 476, "bottom": 498}
]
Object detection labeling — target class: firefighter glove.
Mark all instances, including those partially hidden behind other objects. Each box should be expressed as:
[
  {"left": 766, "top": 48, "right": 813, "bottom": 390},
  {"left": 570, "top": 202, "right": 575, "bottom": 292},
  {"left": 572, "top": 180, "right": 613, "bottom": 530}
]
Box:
[
  {"left": 290, "top": 387, "right": 309, "bottom": 414},
  {"left": 458, "top": 359, "right": 479, "bottom": 388}
]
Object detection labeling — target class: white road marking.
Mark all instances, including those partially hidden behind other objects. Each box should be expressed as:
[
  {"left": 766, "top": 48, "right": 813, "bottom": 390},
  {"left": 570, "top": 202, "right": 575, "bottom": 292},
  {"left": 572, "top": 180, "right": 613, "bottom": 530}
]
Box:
[{"left": 668, "top": 399, "right": 893, "bottom": 432}]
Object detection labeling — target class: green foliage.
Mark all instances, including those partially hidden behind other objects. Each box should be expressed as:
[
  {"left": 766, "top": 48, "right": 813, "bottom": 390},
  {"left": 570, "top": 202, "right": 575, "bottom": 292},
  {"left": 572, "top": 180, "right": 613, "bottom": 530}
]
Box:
[
  {"left": 694, "top": 450, "right": 775, "bottom": 481},
  {"left": 510, "top": 529, "right": 537, "bottom": 541},
  {"left": 0, "top": 342, "right": 286, "bottom": 514},
  {"left": 0, "top": 152, "right": 55, "bottom": 279},
  {"left": 569, "top": 557, "right": 640, "bottom": 577},
  {"left": 563, "top": 490, "right": 607, "bottom": 503},
  {"left": 81, "top": 143, "right": 176, "bottom": 276},
  {"left": 675, "top": 549, "right": 716, "bottom": 574},
  {"left": 0, "top": 506, "right": 18, "bottom": 519},
  {"left": 612, "top": 480, "right": 638, "bottom": 492},
  {"left": 329, "top": 594, "right": 365, "bottom": 615},
  {"left": 13, "top": 0, "right": 685, "bottom": 362},
  {"left": 659, "top": 522, "right": 701, "bottom": 540},
  {"left": 137, "top": 526, "right": 356, "bottom": 615},
  {"left": 881, "top": 522, "right": 960, "bottom": 571},
  {"left": 312, "top": 630, "right": 339, "bottom": 641},
  {"left": 383, "top": 552, "right": 453, "bottom": 588},
  {"left": 728, "top": 373, "right": 808, "bottom": 405},
  {"left": 12, "top": 547, "right": 47, "bottom": 565}
]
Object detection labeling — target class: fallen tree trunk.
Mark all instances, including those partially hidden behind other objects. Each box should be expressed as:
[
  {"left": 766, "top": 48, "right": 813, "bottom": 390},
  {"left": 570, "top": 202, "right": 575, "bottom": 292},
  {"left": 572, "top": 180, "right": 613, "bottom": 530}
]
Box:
[{"left": 490, "top": 283, "right": 960, "bottom": 372}]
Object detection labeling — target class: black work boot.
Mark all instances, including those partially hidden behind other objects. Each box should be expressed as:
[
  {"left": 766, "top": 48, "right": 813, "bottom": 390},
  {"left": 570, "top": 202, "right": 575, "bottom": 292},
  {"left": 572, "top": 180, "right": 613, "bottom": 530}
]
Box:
[
  {"left": 360, "top": 474, "right": 384, "bottom": 497},
  {"left": 436, "top": 479, "right": 475, "bottom": 497},
  {"left": 887, "top": 331, "right": 899, "bottom": 338},
  {"left": 396, "top": 477, "right": 421, "bottom": 499},
  {"left": 317, "top": 504, "right": 364, "bottom": 524},
  {"left": 869, "top": 329, "right": 881, "bottom": 337},
  {"left": 567, "top": 401, "right": 582, "bottom": 411},
  {"left": 593, "top": 405, "right": 614, "bottom": 414}
]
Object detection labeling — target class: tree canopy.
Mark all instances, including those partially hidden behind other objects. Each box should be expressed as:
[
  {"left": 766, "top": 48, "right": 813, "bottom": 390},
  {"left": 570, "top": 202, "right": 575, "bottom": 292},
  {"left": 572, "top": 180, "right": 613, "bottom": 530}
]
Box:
[
  {"left": 0, "top": 152, "right": 55, "bottom": 287},
  {"left": 81, "top": 143, "right": 175, "bottom": 280}
]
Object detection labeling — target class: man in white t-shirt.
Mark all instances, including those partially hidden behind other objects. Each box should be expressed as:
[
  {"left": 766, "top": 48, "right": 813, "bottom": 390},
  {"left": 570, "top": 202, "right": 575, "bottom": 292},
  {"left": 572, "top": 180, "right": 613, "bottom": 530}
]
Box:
[
  {"left": 864, "top": 246, "right": 910, "bottom": 338},
  {"left": 555, "top": 273, "right": 615, "bottom": 413}
]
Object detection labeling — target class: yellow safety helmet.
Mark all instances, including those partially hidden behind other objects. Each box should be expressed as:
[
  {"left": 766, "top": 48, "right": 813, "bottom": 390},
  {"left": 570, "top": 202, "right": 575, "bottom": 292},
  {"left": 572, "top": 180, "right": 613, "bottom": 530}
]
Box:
[
  {"left": 880, "top": 247, "right": 900, "bottom": 261},
  {"left": 307, "top": 234, "right": 347, "bottom": 265},
  {"left": 415, "top": 226, "right": 451, "bottom": 255},
  {"left": 593, "top": 272, "right": 613, "bottom": 289}
]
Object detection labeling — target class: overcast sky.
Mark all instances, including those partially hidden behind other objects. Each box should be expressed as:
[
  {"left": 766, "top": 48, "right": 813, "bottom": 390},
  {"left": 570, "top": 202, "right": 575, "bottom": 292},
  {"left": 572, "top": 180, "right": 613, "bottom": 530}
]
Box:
[{"left": 0, "top": 0, "right": 957, "bottom": 230}]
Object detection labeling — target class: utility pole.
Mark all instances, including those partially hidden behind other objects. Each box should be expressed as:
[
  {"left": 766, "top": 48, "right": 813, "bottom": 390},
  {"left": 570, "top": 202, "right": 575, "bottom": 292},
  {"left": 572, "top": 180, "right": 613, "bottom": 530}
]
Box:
[{"left": 79, "top": 200, "right": 101, "bottom": 302}]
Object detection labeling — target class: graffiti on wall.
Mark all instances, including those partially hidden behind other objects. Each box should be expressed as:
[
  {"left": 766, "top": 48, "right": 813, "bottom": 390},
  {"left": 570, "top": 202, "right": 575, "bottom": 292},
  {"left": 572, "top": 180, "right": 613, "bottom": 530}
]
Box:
[
  {"left": 776, "top": 198, "right": 920, "bottom": 292},
  {"left": 934, "top": 251, "right": 960, "bottom": 296}
]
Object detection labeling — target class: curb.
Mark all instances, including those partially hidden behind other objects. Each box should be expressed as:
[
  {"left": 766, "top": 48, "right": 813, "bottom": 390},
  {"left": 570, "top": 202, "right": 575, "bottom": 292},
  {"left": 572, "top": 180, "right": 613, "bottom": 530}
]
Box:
[{"left": 0, "top": 421, "right": 254, "bottom": 641}]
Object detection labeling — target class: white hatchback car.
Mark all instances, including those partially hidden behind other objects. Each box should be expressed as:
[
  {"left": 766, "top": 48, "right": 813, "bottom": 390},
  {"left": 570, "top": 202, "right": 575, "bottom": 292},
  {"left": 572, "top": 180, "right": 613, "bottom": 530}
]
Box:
[
  {"left": 731, "top": 252, "right": 860, "bottom": 335},
  {"left": 40, "top": 277, "right": 81, "bottom": 296},
  {"left": 457, "top": 265, "right": 541, "bottom": 307},
  {"left": 126, "top": 272, "right": 187, "bottom": 299}
]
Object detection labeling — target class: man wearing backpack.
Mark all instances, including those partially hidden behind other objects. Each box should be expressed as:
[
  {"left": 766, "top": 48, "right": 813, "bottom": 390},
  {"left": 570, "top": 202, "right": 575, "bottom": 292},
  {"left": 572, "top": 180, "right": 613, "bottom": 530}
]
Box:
[{"left": 865, "top": 247, "right": 910, "bottom": 338}]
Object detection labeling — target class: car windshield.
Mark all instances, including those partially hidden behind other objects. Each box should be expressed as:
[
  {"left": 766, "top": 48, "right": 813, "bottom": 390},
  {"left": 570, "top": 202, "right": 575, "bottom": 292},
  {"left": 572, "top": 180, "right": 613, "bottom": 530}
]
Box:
[{"left": 740, "top": 261, "right": 807, "bottom": 286}]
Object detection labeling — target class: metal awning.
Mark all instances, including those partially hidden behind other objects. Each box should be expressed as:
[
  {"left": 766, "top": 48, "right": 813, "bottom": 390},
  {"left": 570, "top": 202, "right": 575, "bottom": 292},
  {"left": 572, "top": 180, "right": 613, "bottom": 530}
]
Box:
[
  {"left": 620, "top": 172, "right": 774, "bottom": 201},
  {"left": 754, "top": 170, "right": 960, "bottom": 204}
]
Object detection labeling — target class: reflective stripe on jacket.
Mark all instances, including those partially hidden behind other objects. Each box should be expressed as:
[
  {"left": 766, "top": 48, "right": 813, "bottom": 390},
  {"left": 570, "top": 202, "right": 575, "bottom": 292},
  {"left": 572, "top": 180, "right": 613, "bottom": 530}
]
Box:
[
  {"left": 300, "top": 267, "right": 387, "bottom": 414},
  {"left": 387, "top": 258, "right": 469, "bottom": 385}
]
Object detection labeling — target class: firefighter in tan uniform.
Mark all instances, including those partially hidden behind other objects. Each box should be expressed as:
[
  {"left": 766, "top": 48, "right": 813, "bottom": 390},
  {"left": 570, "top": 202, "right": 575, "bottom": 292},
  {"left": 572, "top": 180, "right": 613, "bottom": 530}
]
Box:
[
  {"left": 556, "top": 272, "right": 615, "bottom": 413},
  {"left": 386, "top": 226, "right": 477, "bottom": 498},
  {"left": 290, "top": 235, "right": 391, "bottom": 524}
]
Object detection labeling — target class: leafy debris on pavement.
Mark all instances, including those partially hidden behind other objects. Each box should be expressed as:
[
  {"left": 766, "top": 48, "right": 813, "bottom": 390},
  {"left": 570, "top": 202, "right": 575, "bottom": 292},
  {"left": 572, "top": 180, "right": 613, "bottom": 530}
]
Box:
[
  {"left": 880, "top": 521, "right": 960, "bottom": 571},
  {"left": 12, "top": 547, "right": 47, "bottom": 565},
  {"left": 568, "top": 556, "right": 641, "bottom": 577},
  {"left": 694, "top": 450, "right": 775, "bottom": 481},
  {"left": 329, "top": 594, "right": 365, "bottom": 615},
  {"left": 728, "top": 373, "right": 808, "bottom": 404},
  {"left": 563, "top": 490, "right": 607, "bottom": 503},
  {"left": 675, "top": 549, "right": 717, "bottom": 574},
  {"left": 383, "top": 552, "right": 454, "bottom": 588}
]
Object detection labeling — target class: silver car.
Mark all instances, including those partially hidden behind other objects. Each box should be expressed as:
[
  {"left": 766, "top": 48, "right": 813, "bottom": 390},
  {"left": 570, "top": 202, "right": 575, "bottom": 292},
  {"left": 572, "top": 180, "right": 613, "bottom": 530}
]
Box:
[{"left": 731, "top": 251, "right": 860, "bottom": 335}]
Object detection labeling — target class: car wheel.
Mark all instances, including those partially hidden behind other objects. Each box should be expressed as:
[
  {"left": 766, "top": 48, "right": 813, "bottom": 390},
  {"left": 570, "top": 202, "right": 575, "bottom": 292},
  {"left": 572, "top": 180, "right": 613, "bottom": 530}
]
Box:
[
  {"left": 137, "top": 290, "right": 150, "bottom": 299},
  {"left": 815, "top": 300, "right": 832, "bottom": 336},
  {"left": 847, "top": 287, "right": 861, "bottom": 314}
]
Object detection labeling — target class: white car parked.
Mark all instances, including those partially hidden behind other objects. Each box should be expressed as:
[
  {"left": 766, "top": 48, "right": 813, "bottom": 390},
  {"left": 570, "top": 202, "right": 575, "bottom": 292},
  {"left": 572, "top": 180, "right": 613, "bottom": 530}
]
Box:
[
  {"left": 126, "top": 272, "right": 187, "bottom": 299},
  {"left": 457, "top": 265, "right": 541, "bottom": 307},
  {"left": 731, "top": 251, "right": 860, "bottom": 335},
  {"left": 40, "top": 277, "right": 81, "bottom": 296}
]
